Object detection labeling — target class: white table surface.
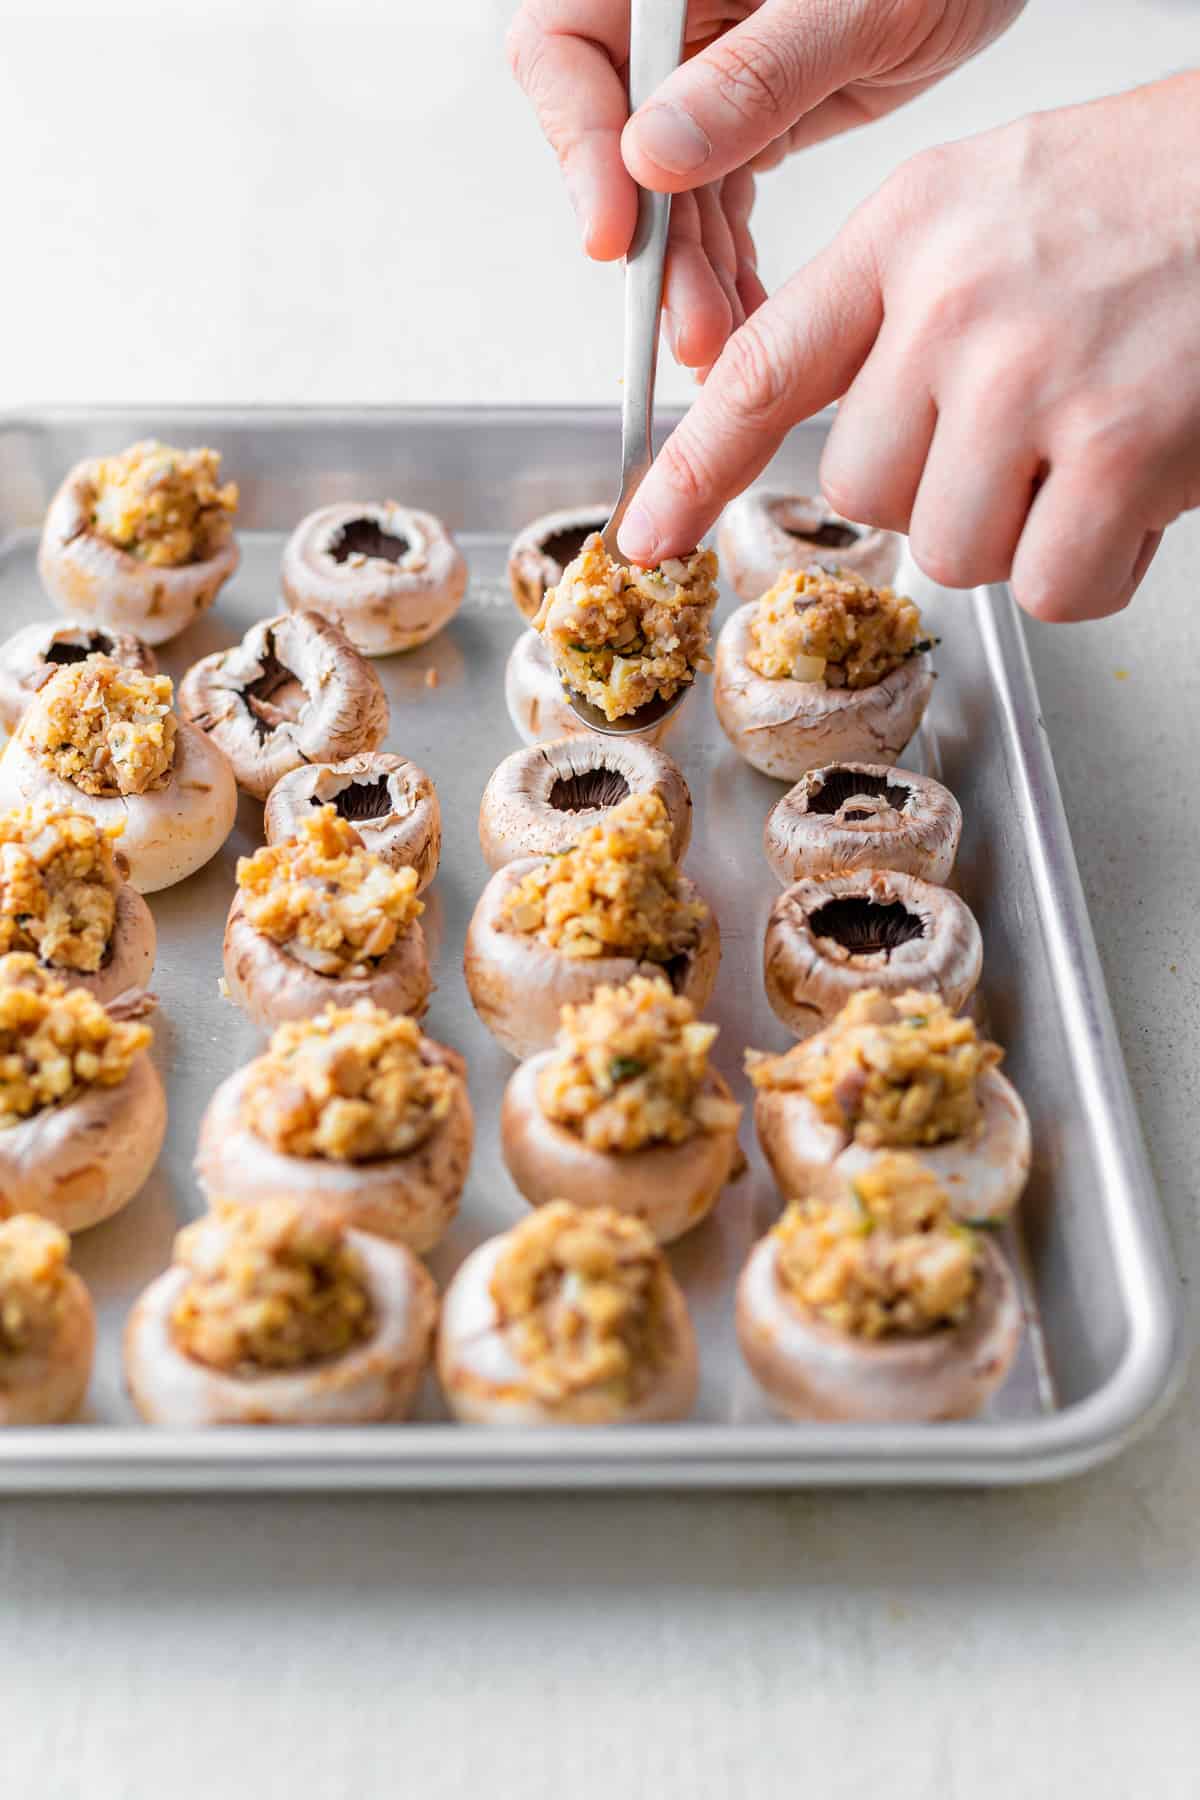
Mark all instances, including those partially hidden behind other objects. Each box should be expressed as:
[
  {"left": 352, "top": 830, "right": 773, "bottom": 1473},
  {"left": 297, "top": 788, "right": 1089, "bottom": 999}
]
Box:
[{"left": 2, "top": 2, "right": 1197, "bottom": 1794}]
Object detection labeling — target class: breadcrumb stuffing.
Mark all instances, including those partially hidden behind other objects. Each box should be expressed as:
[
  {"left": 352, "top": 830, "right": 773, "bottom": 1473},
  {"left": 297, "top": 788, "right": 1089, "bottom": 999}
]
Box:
[
  {"left": 0, "top": 1215, "right": 71, "bottom": 1355},
  {"left": 91, "top": 440, "right": 237, "bottom": 567},
  {"left": 0, "top": 806, "right": 122, "bottom": 974},
  {"left": 170, "top": 1200, "right": 373, "bottom": 1374},
  {"left": 774, "top": 1155, "right": 979, "bottom": 1339},
  {"left": 491, "top": 1202, "right": 673, "bottom": 1404},
  {"left": 24, "top": 657, "right": 177, "bottom": 798},
  {"left": 746, "top": 567, "right": 927, "bottom": 689},
  {"left": 241, "top": 1002, "right": 458, "bottom": 1163},
  {"left": 0, "top": 953, "right": 150, "bottom": 1130},
  {"left": 500, "top": 792, "right": 706, "bottom": 964},
  {"left": 237, "top": 807, "right": 423, "bottom": 978}
]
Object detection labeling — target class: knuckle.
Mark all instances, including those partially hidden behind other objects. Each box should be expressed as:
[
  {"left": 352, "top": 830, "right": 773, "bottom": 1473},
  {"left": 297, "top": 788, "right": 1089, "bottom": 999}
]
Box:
[
  {"left": 718, "top": 318, "right": 792, "bottom": 427},
  {"left": 705, "top": 28, "right": 801, "bottom": 125},
  {"left": 657, "top": 434, "right": 715, "bottom": 511},
  {"left": 910, "top": 537, "right": 976, "bottom": 591}
]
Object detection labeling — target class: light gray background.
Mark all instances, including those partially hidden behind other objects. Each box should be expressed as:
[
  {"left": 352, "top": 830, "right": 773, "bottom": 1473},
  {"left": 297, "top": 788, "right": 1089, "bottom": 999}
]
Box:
[{"left": 1, "top": 2, "right": 1196, "bottom": 1794}]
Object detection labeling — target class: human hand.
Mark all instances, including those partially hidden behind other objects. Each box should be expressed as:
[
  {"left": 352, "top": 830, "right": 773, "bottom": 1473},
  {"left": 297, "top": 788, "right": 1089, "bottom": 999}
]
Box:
[
  {"left": 508, "top": 0, "right": 1024, "bottom": 369},
  {"left": 617, "top": 74, "right": 1200, "bottom": 621}
]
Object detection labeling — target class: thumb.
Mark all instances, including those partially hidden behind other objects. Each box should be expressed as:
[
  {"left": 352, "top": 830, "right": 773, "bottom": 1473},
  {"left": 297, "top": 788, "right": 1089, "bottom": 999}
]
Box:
[{"left": 622, "top": 0, "right": 879, "bottom": 189}]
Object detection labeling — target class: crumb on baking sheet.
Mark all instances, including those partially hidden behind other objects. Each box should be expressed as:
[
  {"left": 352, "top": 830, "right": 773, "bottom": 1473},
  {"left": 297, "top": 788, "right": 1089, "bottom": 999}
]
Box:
[
  {"left": 746, "top": 567, "right": 927, "bottom": 688},
  {"left": 0, "top": 806, "right": 121, "bottom": 974},
  {"left": 0, "top": 952, "right": 150, "bottom": 1130},
  {"left": 91, "top": 440, "right": 237, "bottom": 567},
  {"left": 424, "top": 668, "right": 439, "bottom": 690},
  {"left": 24, "top": 657, "right": 177, "bottom": 798}
]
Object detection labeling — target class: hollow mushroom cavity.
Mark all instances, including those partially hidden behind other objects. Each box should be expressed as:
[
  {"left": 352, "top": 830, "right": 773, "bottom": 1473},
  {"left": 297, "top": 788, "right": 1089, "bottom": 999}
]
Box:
[
  {"left": 0, "top": 1215, "right": 96, "bottom": 1425},
  {"left": 763, "top": 867, "right": 982, "bottom": 1039},
  {"left": 179, "top": 610, "right": 388, "bottom": 802},
  {"left": 0, "top": 620, "right": 157, "bottom": 733},
  {"left": 280, "top": 501, "right": 468, "bottom": 655},
  {"left": 717, "top": 488, "right": 901, "bottom": 602},
  {"left": 264, "top": 752, "right": 441, "bottom": 890},
  {"left": 36, "top": 440, "right": 240, "bottom": 646},
  {"left": 478, "top": 736, "right": 692, "bottom": 870},
  {"left": 764, "top": 762, "right": 962, "bottom": 885},
  {"left": 506, "top": 503, "right": 610, "bottom": 622}
]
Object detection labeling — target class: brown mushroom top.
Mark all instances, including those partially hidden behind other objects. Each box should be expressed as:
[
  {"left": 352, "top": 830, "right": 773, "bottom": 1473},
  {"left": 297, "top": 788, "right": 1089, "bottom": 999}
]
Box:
[
  {"left": 241, "top": 1002, "right": 458, "bottom": 1163},
  {"left": 537, "top": 975, "right": 737, "bottom": 1152},
  {"left": 0, "top": 1215, "right": 73, "bottom": 1355},
  {"left": 745, "top": 568, "right": 929, "bottom": 689},
  {"left": 491, "top": 1201, "right": 674, "bottom": 1404},
  {"left": 0, "top": 806, "right": 122, "bottom": 974},
  {"left": 0, "top": 953, "right": 151, "bottom": 1130},
  {"left": 774, "top": 1155, "right": 980, "bottom": 1339},
  {"left": 169, "top": 1199, "right": 374, "bottom": 1374},
  {"left": 500, "top": 792, "right": 706, "bottom": 964},
  {"left": 89, "top": 440, "right": 238, "bottom": 566},
  {"left": 236, "top": 807, "right": 423, "bottom": 978},
  {"left": 534, "top": 533, "right": 718, "bottom": 722},
  {"left": 748, "top": 988, "right": 999, "bottom": 1147},
  {"left": 23, "top": 657, "right": 177, "bottom": 798}
]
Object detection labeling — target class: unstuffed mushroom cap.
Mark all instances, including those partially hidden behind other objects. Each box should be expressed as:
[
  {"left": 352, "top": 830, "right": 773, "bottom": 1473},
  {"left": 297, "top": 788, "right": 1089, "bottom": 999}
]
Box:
[
  {"left": 280, "top": 502, "right": 468, "bottom": 655},
  {"left": 37, "top": 458, "right": 239, "bottom": 647},
  {"left": 195, "top": 1055, "right": 473, "bottom": 1254},
  {"left": 763, "top": 868, "right": 982, "bottom": 1039},
  {"left": 0, "top": 721, "right": 238, "bottom": 895},
  {"left": 500, "top": 1052, "right": 740, "bottom": 1244},
  {"left": 464, "top": 859, "right": 720, "bottom": 1060},
  {"left": 0, "top": 1262, "right": 95, "bottom": 1425},
  {"left": 763, "top": 762, "right": 962, "bottom": 885},
  {"left": 124, "top": 1223, "right": 437, "bottom": 1426},
  {"left": 505, "top": 628, "right": 682, "bottom": 748},
  {"left": 478, "top": 737, "right": 692, "bottom": 872},
  {"left": 222, "top": 891, "right": 432, "bottom": 1033},
  {"left": 437, "top": 1231, "right": 698, "bottom": 1425},
  {"left": 507, "top": 504, "right": 609, "bottom": 622},
  {"left": 178, "top": 611, "right": 389, "bottom": 801},
  {"left": 0, "top": 621, "right": 157, "bottom": 733},
  {"left": 264, "top": 753, "right": 441, "bottom": 891},
  {"left": 714, "top": 603, "right": 934, "bottom": 782},
  {"left": 717, "top": 489, "right": 901, "bottom": 603},
  {"left": 736, "top": 1226, "right": 1021, "bottom": 1421}
]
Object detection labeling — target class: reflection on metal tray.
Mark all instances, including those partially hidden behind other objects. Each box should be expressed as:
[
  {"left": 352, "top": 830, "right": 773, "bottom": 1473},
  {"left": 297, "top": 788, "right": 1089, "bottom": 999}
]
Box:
[{"left": 0, "top": 408, "right": 1183, "bottom": 1490}]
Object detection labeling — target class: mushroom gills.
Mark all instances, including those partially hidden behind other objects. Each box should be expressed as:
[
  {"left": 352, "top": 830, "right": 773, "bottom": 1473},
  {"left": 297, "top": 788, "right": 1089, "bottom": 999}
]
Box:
[
  {"left": 807, "top": 769, "right": 913, "bottom": 819},
  {"left": 329, "top": 518, "right": 410, "bottom": 565},
  {"left": 547, "top": 767, "right": 632, "bottom": 813},
  {"left": 45, "top": 632, "right": 115, "bottom": 666},
  {"left": 539, "top": 523, "right": 600, "bottom": 571},
  {"left": 786, "top": 521, "right": 859, "bottom": 550},
  {"left": 244, "top": 643, "right": 306, "bottom": 736},
  {"left": 315, "top": 776, "right": 395, "bottom": 823},
  {"left": 808, "top": 896, "right": 925, "bottom": 956}
]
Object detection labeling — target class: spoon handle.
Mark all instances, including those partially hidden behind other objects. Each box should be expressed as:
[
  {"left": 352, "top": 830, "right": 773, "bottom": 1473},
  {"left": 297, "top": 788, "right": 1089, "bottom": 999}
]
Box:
[{"left": 606, "top": 0, "right": 689, "bottom": 548}]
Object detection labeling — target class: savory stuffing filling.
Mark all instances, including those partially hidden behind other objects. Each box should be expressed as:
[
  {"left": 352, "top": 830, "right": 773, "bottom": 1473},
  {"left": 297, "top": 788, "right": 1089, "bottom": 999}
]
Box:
[
  {"left": 0, "top": 807, "right": 122, "bottom": 974},
  {"left": 748, "top": 989, "right": 998, "bottom": 1147},
  {"left": 236, "top": 807, "right": 423, "bottom": 978},
  {"left": 534, "top": 533, "right": 718, "bottom": 722},
  {"left": 774, "top": 1155, "right": 979, "bottom": 1338},
  {"left": 500, "top": 792, "right": 705, "bottom": 964},
  {"left": 0, "top": 953, "right": 151, "bottom": 1131},
  {"left": 538, "top": 975, "right": 738, "bottom": 1152},
  {"left": 90, "top": 440, "right": 238, "bottom": 566},
  {"left": 0, "top": 1215, "right": 72, "bottom": 1356},
  {"left": 170, "top": 1200, "right": 374, "bottom": 1374},
  {"left": 490, "top": 1201, "right": 672, "bottom": 1404},
  {"left": 24, "top": 657, "right": 177, "bottom": 798},
  {"left": 241, "top": 1002, "right": 457, "bottom": 1163},
  {"left": 745, "top": 567, "right": 928, "bottom": 688}
]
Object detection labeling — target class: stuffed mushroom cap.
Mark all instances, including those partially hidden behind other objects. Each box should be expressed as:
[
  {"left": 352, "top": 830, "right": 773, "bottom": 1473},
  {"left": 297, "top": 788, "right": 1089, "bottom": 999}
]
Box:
[
  {"left": 223, "top": 890, "right": 432, "bottom": 1031},
  {"left": 264, "top": 753, "right": 441, "bottom": 891},
  {"left": 0, "top": 620, "right": 156, "bottom": 733},
  {"left": 763, "top": 763, "right": 962, "bottom": 885},
  {"left": 0, "top": 1216, "right": 95, "bottom": 1425},
  {"left": 478, "top": 737, "right": 692, "bottom": 871},
  {"left": 717, "top": 489, "right": 901, "bottom": 602}
]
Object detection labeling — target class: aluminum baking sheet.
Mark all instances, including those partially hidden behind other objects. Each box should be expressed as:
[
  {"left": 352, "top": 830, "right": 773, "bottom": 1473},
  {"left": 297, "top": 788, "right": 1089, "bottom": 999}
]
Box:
[{"left": 0, "top": 407, "right": 1183, "bottom": 1490}]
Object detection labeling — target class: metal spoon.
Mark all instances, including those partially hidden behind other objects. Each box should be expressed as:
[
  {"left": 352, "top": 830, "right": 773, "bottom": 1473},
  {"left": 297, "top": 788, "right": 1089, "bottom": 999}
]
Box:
[{"left": 567, "top": 0, "right": 690, "bottom": 738}]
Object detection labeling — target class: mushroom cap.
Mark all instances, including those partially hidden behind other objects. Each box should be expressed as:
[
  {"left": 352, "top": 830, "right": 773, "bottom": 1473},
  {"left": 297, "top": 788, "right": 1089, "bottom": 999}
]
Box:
[
  {"left": 222, "top": 892, "right": 432, "bottom": 1033},
  {"left": 507, "top": 504, "right": 610, "bottom": 622},
  {"left": 736, "top": 1228, "right": 1021, "bottom": 1421},
  {"left": 763, "top": 868, "right": 983, "bottom": 1039},
  {"left": 0, "top": 720, "right": 238, "bottom": 895},
  {"left": 478, "top": 737, "right": 692, "bottom": 872},
  {"left": 63, "top": 880, "right": 157, "bottom": 1005},
  {"left": 505, "top": 627, "right": 683, "bottom": 748},
  {"left": 264, "top": 753, "right": 441, "bottom": 891},
  {"left": 0, "top": 1268, "right": 95, "bottom": 1426},
  {"left": 280, "top": 502, "right": 468, "bottom": 655},
  {"left": 437, "top": 1232, "right": 698, "bottom": 1425},
  {"left": 37, "top": 458, "right": 239, "bottom": 646},
  {"left": 0, "top": 1051, "right": 167, "bottom": 1233},
  {"left": 713, "top": 604, "right": 934, "bottom": 781},
  {"left": 195, "top": 1059, "right": 473, "bottom": 1255},
  {"left": 177, "top": 611, "right": 389, "bottom": 801},
  {"left": 124, "top": 1224, "right": 437, "bottom": 1426},
  {"left": 717, "top": 489, "right": 901, "bottom": 602},
  {"left": 463, "top": 859, "right": 720, "bottom": 1060},
  {"left": 755, "top": 1065, "right": 1031, "bottom": 1225},
  {"left": 500, "top": 1052, "right": 740, "bottom": 1244},
  {"left": 763, "top": 762, "right": 962, "bottom": 885},
  {"left": 0, "top": 620, "right": 157, "bottom": 733}
]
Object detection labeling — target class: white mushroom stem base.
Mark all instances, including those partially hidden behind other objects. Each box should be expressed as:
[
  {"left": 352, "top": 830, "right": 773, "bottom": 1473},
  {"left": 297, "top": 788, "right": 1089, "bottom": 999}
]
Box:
[
  {"left": 736, "top": 1233, "right": 1021, "bottom": 1422},
  {"left": 0, "top": 1273, "right": 95, "bottom": 1425},
  {"left": 437, "top": 1235, "right": 698, "bottom": 1425},
  {"left": 124, "top": 1229, "right": 437, "bottom": 1426},
  {"left": 223, "top": 894, "right": 432, "bottom": 1031},
  {"left": 505, "top": 629, "right": 683, "bottom": 749}
]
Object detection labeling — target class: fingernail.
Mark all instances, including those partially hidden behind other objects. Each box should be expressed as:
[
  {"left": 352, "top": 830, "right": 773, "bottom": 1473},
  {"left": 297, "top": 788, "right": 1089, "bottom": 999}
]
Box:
[
  {"left": 618, "top": 501, "right": 660, "bottom": 564},
  {"left": 630, "top": 103, "right": 711, "bottom": 175}
]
